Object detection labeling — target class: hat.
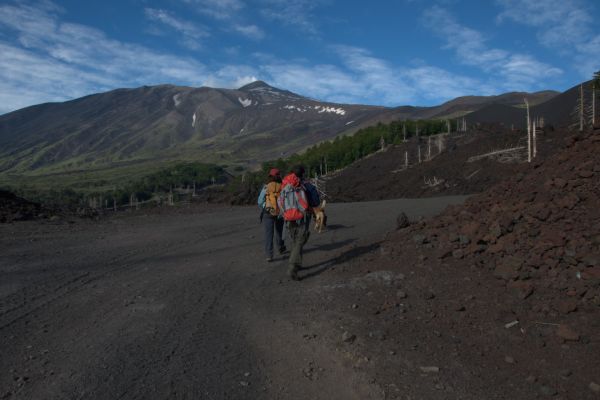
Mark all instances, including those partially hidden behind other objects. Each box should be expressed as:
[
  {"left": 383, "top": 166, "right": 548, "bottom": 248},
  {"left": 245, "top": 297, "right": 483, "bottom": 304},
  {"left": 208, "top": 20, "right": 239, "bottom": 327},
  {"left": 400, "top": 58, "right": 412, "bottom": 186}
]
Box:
[{"left": 269, "top": 168, "right": 280, "bottom": 177}]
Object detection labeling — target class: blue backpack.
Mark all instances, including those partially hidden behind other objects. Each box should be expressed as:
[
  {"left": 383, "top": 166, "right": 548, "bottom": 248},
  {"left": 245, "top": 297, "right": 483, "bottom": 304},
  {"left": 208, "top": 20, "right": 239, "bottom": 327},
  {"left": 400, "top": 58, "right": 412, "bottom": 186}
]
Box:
[{"left": 304, "top": 181, "right": 321, "bottom": 208}]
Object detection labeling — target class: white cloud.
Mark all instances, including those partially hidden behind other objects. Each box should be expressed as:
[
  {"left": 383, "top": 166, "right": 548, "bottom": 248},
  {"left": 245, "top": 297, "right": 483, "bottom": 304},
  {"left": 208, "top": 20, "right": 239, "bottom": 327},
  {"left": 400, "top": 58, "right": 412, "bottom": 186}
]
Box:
[
  {"left": 144, "top": 8, "right": 209, "bottom": 50},
  {"left": 201, "top": 65, "right": 258, "bottom": 88},
  {"left": 260, "top": 0, "right": 323, "bottom": 34},
  {"left": 182, "top": 0, "right": 244, "bottom": 20},
  {"left": 423, "top": 6, "right": 562, "bottom": 89},
  {"left": 496, "top": 0, "right": 591, "bottom": 48},
  {"left": 404, "top": 66, "right": 495, "bottom": 100},
  {"left": 233, "top": 24, "right": 265, "bottom": 40},
  {"left": 0, "top": 2, "right": 206, "bottom": 114},
  {"left": 0, "top": 1, "right": 560, "bottom": 115},
  {"left": 495, "top": 0, "right": 600, "bottom": 77},
  {"left": 255, "top": 46, "right": 492, "bottom": 106}
]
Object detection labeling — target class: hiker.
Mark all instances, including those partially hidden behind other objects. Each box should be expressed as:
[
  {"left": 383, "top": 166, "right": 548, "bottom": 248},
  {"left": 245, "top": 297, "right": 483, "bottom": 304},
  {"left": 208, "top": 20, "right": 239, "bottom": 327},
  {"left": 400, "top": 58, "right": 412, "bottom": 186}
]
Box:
[
  {"left": 258, "top": 168, "right": 287, "bottom": 262},
  {"left": 278, "top": 165, "right": 320, "bottom": 280}
]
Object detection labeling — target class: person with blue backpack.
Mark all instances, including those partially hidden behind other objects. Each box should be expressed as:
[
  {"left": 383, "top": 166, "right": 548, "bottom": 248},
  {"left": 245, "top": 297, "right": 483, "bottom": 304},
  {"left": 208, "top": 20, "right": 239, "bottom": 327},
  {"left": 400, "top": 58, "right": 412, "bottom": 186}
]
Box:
[
  {"left": 258, "top": 168, "right": 287, "bottom": 262},
  {"left": 278, "top": 165, "right": 320, "bottom": 281}
]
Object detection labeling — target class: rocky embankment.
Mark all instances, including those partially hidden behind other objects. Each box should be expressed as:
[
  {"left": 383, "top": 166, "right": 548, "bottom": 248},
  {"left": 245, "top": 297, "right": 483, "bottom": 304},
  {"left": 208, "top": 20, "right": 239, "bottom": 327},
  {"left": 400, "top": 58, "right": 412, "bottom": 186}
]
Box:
[{"left": 327, "top": 128, "right": 599, "bottom": 399}]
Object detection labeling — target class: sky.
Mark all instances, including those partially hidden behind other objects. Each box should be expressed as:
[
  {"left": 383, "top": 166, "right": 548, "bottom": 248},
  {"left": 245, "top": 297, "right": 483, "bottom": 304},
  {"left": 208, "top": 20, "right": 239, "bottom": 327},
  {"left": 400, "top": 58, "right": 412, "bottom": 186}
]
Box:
[{"left": 0, "top": 0, "right": 599, "bottom": 114}]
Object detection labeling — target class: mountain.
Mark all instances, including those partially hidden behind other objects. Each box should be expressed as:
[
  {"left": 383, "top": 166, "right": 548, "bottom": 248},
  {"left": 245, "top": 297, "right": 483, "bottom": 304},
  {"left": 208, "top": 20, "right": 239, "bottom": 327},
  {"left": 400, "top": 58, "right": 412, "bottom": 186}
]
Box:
[
  {"left": 415, "top": 90, "right": 558, "bottom": 119},
  {"left": 0, "top": 80, "right": 574, "bottom": 190},
  {"left": 466, "top": 82, "right": 591, "bottom": 128},
  {"left": 0, "top": 81, "right": 386, "bottom": 179}
]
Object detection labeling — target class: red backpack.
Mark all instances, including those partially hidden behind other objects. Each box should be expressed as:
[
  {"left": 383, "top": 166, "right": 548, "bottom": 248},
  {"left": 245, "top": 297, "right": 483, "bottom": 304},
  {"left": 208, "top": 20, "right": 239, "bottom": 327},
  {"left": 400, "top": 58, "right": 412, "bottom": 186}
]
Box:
[{"left": 278, "top": 174, "right": 309, "bottom": 221}]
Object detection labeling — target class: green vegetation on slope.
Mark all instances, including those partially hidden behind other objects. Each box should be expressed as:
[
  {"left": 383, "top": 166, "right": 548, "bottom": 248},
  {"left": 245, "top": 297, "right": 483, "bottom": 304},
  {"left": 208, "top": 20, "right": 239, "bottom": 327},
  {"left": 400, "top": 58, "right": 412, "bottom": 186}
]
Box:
[
  {"left": 265, "top": 119, "right": 454, "bottom": 177},
  {"left": 2, "top": 118, "right": 457, "bottom": 208},
  {"left": 5, "top": 162, "right": 228, "bottom": 208},
  {"left": 218, "top": 118, "right": 458, "bottom": 204}
]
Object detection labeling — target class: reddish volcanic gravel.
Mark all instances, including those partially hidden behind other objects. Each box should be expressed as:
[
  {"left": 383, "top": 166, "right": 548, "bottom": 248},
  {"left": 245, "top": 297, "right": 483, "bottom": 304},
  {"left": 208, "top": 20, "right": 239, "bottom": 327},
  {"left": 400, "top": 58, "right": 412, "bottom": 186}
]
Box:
[{"left": 322, "top": 128, "right": 600, "bottom": 399}]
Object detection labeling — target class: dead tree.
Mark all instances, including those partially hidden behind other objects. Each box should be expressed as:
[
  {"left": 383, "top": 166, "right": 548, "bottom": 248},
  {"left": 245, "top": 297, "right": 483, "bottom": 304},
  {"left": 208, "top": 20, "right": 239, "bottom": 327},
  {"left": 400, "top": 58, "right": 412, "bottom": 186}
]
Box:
[
  {"left": 403, "top": 123, "right": 407, "bottom": 142},
  {"left": 533, "top": 119, "right": 537, "bottom": 158},
  {"left": 580, "top": 83, "right": 584, "bottom": 132},
  {"left": 427, "top": 136, "right": 432, "bottom": 161},
  {"left": 437, "top": 134, "right": 444, "bottom": 154},
  {"left": 418, "top": 146, "right": 422, "bottom": 163},
  {"left": 593, "top": 77, "right": 598, "bottom": 127},
  {"left": 525, "top": 98, "right": 532, "bottom": 163},
  {"left": 405, "top": 151, "right": 408, "bottom": 169}
]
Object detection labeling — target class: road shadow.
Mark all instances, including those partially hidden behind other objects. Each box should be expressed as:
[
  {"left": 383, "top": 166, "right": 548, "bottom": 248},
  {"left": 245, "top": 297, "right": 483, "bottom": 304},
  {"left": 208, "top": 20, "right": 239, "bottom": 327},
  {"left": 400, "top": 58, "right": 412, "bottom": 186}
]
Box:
[
  {"left": 299, "top": 241, "right": 381, "bottom": 281},
  {"left": 305, "top": 238, "right": 356, "bottom": 254},
  {"left": 322, "top": 224, "right": 352, "bottom": 231}
]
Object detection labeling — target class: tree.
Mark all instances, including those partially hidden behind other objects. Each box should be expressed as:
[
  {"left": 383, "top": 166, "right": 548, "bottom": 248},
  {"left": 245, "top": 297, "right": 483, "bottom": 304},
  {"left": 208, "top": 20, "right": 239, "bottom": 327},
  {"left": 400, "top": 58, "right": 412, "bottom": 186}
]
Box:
[{"left": 593, "top": 70, "right": 600, "bottom": 128}]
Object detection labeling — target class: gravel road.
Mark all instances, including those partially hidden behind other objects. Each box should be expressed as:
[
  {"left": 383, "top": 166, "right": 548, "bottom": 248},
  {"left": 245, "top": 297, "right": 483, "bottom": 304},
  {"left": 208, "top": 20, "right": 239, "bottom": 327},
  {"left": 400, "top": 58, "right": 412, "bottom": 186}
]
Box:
[{"left": 0, "top": 196, "right": 467, "bottom": 400}]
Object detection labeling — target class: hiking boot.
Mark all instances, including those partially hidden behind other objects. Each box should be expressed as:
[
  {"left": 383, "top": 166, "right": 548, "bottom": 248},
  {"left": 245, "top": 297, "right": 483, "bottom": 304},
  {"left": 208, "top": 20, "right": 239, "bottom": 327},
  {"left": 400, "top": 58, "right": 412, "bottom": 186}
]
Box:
[
  {"left": 288, "top": 265, "right": 299, "bottom": 281},
  {"left": 279, "top": 246, "right": 288, "bottom": 255}
]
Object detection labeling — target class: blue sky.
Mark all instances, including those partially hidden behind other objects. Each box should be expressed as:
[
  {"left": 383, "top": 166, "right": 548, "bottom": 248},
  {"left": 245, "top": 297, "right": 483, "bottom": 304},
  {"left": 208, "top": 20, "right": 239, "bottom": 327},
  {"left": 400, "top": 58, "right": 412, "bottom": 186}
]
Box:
[{"left": 0, "top": 0, "right": 599, "bottom": 114}]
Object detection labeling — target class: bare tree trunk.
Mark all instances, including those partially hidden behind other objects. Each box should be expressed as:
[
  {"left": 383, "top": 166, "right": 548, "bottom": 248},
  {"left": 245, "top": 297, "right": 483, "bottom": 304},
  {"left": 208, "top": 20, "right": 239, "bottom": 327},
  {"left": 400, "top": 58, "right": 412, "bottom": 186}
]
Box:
[
  {"left": 405, "top": 151, "right": 408, "bottom": 168},
  {"left": 593, "top": 86, "right": 596, "bottom": 127},
  {"left": 580, "top": 83, "right": 584, "bottom": 132},
  {"left": 533, "top": 119, "right": 537, "bottom": 158},
  {"left": 427, "top": 137, "right": 431, "bottom": 161},
  {"left": 418, "top": 146, "right": 421, "bottom": 163},
  {"left": 525, "top": 98, "right": 531, "bottom": 163},
  {"left": 403, "top": 123, "right": 406, "bottom": 142}
]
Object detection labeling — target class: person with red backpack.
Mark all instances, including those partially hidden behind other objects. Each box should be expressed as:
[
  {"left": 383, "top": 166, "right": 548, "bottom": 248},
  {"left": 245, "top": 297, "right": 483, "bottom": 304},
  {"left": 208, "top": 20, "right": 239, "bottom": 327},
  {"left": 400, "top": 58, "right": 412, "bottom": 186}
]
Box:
[
  {"left": 278, "top": 165, "right": 320, "bottom": 280},
  {"left": 258, "top": 168, "right": 287, "bottom": 262}
]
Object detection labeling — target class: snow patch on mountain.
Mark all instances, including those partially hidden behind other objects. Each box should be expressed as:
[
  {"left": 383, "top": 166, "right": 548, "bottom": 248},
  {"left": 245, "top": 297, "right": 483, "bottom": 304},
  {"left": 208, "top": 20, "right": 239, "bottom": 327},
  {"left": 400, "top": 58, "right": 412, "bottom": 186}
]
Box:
[
  {"left": 192, "top": 113, "right": 196, "bottom": 128},
  {"left": 173, "top": 94, "right": 182, "bottom": 107},
  {"left": 238, "top": 97, "right": 252, "bottom": 107},
  {"left": 283, "top": 105, "right": 307, "bottom": 112},
  {"left": 281, "top": 104, "right": 347, "bottom": 115},
  {"left": 345, "top": 120, "right": 355, "bottom": 125},
  {"left": 314, "top": 105, "right": 346, "bottom": 115}
]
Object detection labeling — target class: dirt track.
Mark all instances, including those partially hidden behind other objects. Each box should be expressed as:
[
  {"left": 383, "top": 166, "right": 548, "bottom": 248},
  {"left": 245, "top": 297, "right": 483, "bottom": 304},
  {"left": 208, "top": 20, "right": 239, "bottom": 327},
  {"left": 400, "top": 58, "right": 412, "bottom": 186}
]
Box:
[{"left": 0, "top": 197, "right": 466, "bottom": 400}]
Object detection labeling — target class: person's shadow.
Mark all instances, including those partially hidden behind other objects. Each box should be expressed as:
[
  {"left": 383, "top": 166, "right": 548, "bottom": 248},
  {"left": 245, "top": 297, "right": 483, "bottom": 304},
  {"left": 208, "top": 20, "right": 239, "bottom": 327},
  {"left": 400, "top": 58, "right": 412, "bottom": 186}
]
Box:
[
  {"left": 304, "top": 238, "right": 355, "bottom": 254},
  {"left": 323, "top": 224, "right": 351, "bottom": 231},
  {"left": 299, "top": 242, "right": 381, "bottom": 281}
]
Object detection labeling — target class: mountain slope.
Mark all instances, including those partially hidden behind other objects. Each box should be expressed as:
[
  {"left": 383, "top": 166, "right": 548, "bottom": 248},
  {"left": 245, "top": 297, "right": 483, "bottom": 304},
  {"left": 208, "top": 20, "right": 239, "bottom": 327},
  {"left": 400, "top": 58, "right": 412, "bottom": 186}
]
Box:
[
  {"left": 466, "top": 82, "right": 591, "bottom": 128},
  {"left": 0, "top": 82, "right": 386, "bottom": 176},
  {"left": 0, "top": 81, "right": 574, "bottom": 191}
]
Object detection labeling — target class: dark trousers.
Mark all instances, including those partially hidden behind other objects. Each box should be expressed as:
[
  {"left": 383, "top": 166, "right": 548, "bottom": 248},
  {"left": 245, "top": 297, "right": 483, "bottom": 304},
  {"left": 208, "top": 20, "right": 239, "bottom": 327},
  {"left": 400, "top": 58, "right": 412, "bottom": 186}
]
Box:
[
  {"left": 263, "top": 215, "right": 285, "bottom": 258},
  {"left": 287, "top": 219, "right": 310, "bottom": 268}
]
